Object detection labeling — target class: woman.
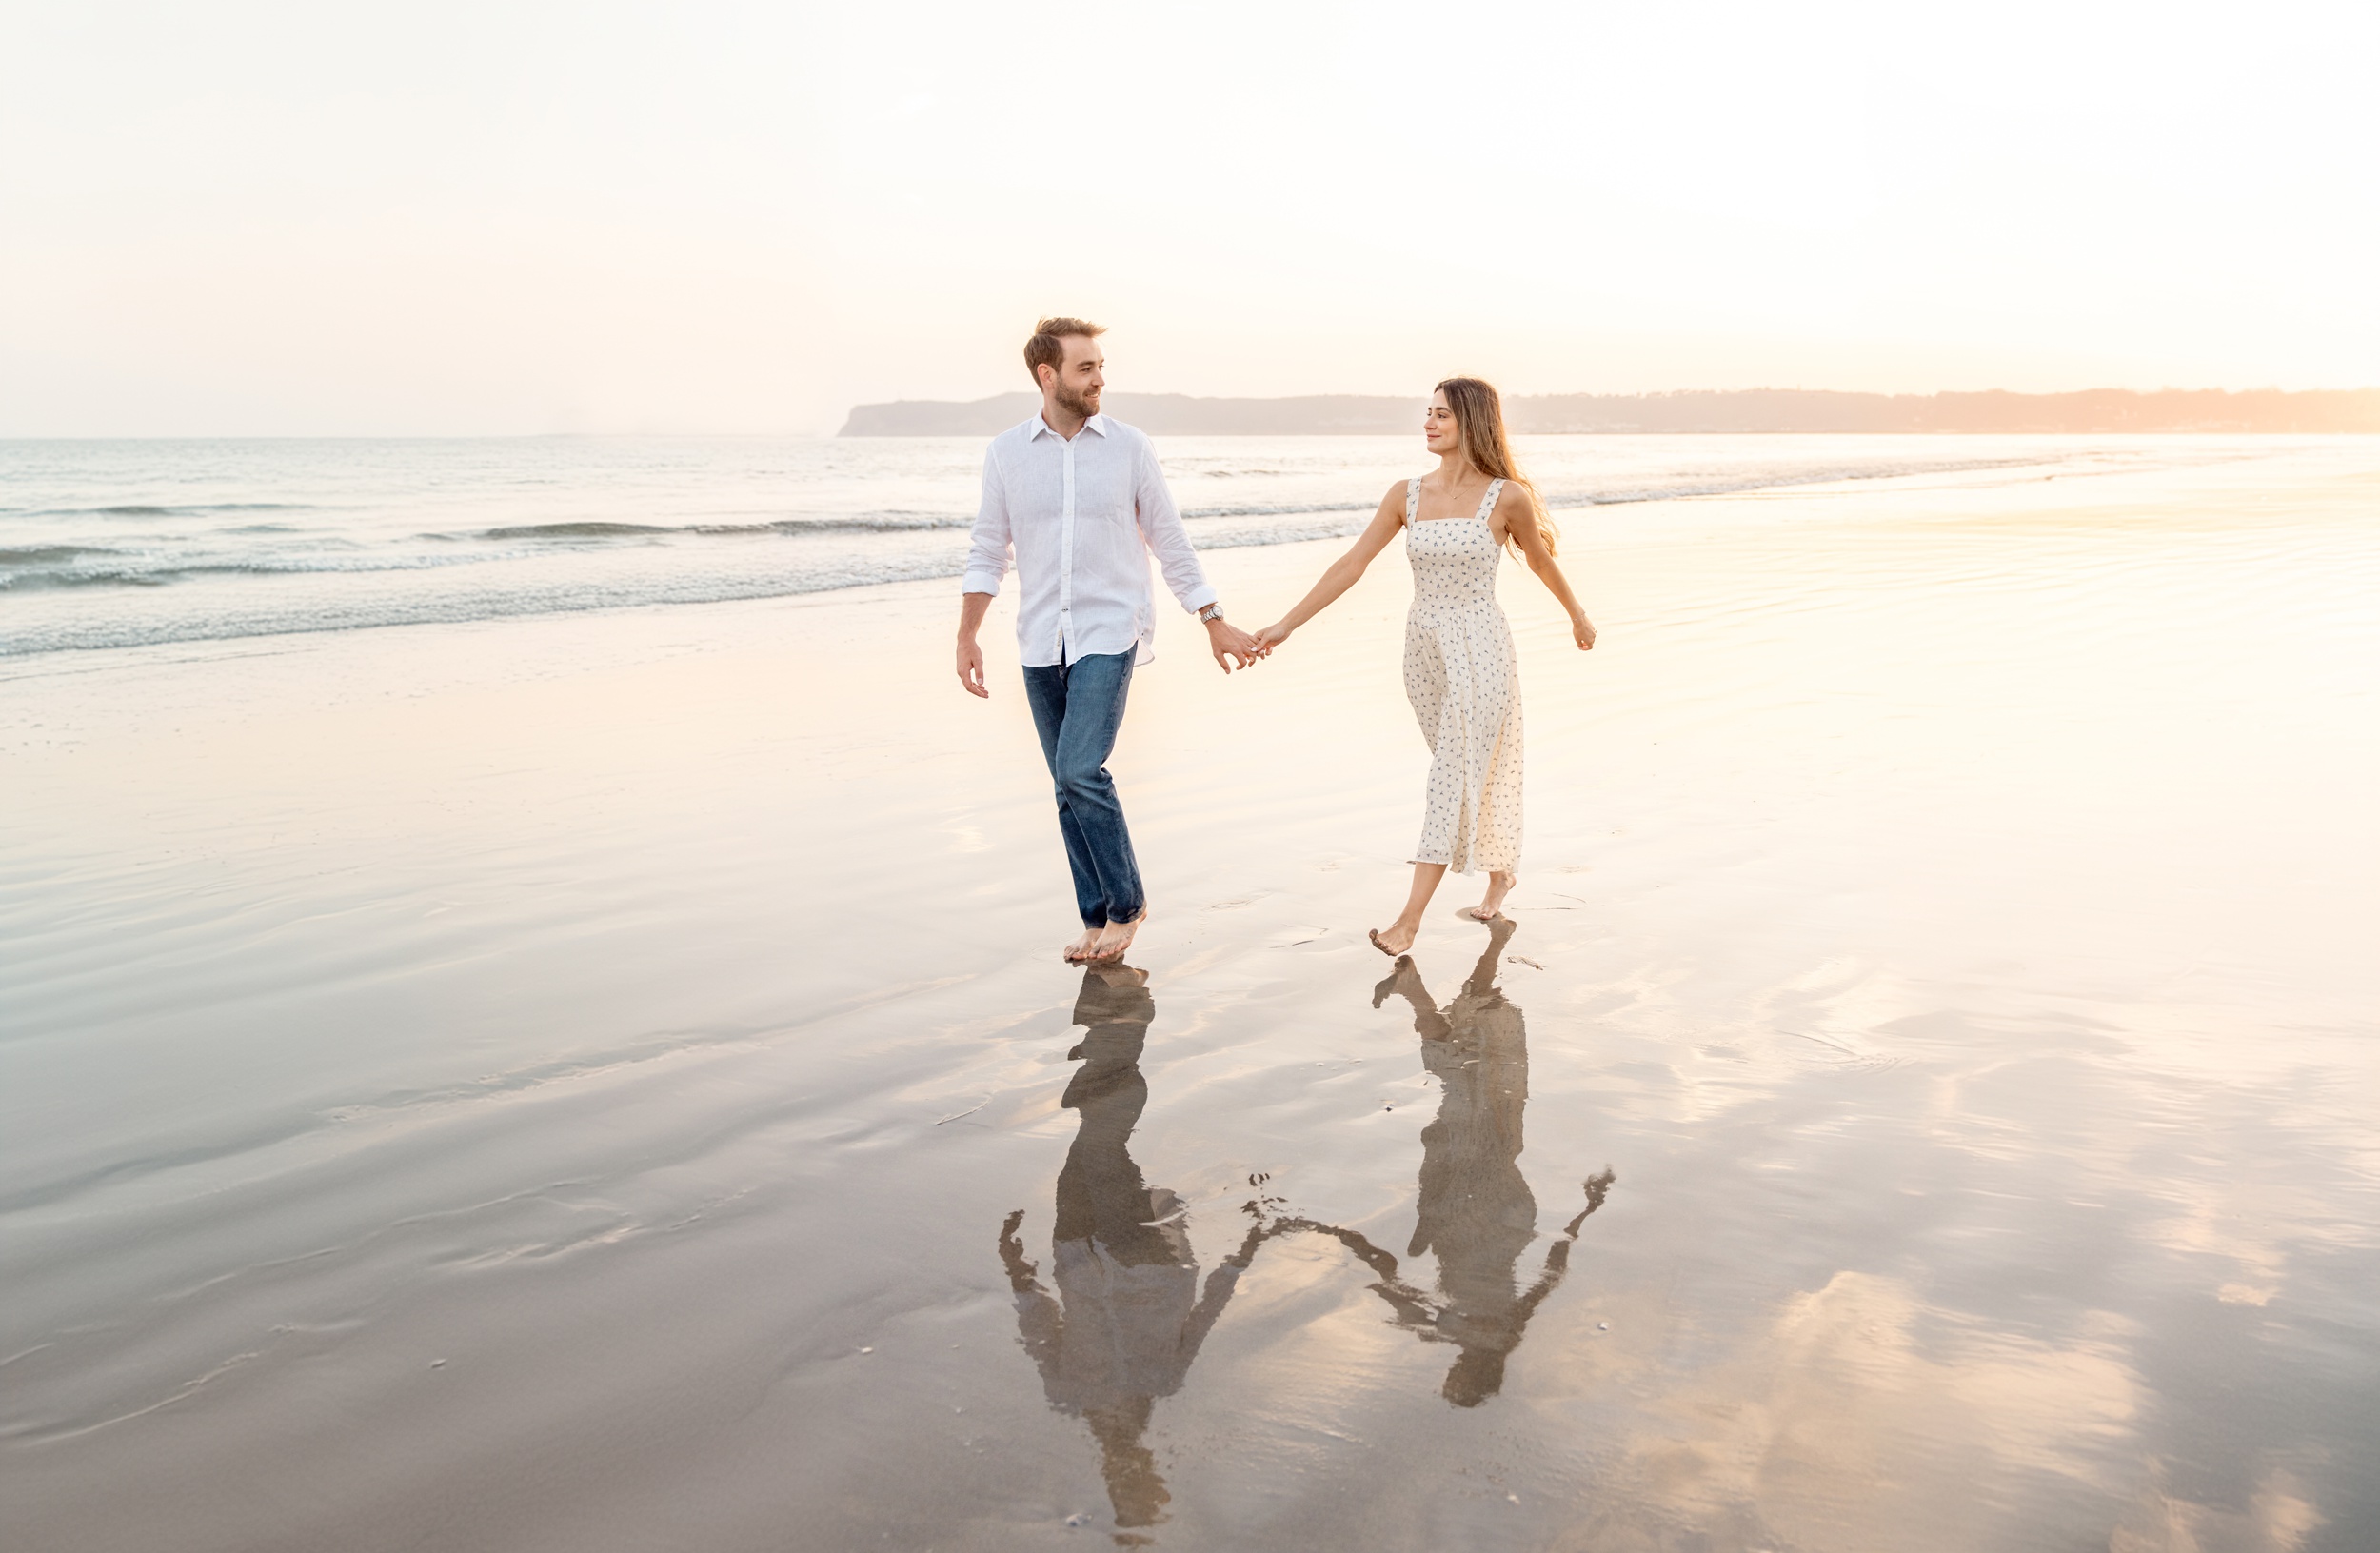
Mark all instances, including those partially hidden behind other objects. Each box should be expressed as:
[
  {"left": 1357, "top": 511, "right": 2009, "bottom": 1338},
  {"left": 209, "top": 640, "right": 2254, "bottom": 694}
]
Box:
[{"left": 1253, "top": 378, "right": 1595, "bottom": 955}]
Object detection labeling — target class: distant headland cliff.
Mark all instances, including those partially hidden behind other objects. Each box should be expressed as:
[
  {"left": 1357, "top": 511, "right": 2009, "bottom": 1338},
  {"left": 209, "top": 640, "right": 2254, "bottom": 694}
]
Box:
[{"left": 840, "top": 388, "right": 2380, "bottom": 436}]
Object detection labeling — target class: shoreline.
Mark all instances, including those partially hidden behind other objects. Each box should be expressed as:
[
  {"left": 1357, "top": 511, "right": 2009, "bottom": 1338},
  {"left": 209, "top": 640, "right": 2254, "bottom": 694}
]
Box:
[{"left": 7, "top": 433, "right": 2370, "bottom": 662}]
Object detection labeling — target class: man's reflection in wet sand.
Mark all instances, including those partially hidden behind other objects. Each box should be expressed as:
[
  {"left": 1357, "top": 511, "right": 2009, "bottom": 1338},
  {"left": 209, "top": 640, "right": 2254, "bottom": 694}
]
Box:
[
  {"left": 1275, "top": 919, "right": 1615, "bottom": 1406},
  {"left": 998, "top": 965, "right": 1262, "bottom": 1543}
]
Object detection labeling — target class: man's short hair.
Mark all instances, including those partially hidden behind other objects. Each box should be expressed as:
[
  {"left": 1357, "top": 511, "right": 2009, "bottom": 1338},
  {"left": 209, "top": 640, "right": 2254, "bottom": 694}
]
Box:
[{"left": 1025, "top": 317, "right": 1105, "bottom": 385}]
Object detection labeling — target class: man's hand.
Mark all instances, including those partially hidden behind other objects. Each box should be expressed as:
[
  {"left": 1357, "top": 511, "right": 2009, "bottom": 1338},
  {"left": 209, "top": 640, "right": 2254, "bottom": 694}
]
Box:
[
  {"left": 957, "top": 634, "right": 989, "bottom": 697},
  {"left": 1207, "top": 617, "right": 1267, "bottom": 673},
  {"left": 956, "top": 590, "right": 994, "bottom": 697}
]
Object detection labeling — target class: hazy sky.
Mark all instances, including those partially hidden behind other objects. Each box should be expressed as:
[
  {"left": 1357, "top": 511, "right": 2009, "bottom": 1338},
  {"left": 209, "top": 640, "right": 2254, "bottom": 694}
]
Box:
[{"left": 5, "top": 0, "right": 2374, "bottom": 434}]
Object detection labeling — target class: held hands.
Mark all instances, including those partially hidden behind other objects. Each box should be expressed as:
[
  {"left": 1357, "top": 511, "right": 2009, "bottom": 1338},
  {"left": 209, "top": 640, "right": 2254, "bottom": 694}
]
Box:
[
  {"left": 1207, "top": 617, "right": 1270, "bottom": 674},
  {"left": 1219, "top": 619, "right": 1293, "bottom": 673}
]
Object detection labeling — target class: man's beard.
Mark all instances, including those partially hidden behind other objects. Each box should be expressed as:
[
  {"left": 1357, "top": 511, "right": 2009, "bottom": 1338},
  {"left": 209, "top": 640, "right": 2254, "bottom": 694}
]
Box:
[{"left": 1053, "top": 382, "right": 1101, "bottom": 420}]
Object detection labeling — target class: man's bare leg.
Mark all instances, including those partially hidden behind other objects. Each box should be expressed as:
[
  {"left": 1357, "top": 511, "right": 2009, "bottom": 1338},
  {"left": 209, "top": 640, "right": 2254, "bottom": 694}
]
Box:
[
  {"left": 1088, "top": 906, "right": 1148, "bottom": 963},
  {"left": 1063, "top": 926, "right": 1104, "bottom": 963},
  {"left": 1458, "top": 870, "right": 1517, "bottom": 922},
  {"left": 1369, "top": 863, "right": 1447, "bottom": 957}
]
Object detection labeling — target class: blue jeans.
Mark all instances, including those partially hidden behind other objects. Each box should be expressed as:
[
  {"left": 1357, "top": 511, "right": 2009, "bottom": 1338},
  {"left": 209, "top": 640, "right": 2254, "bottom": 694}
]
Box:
[{"left": 1021, "top": 650, "right": 1145, "bottom": 929}]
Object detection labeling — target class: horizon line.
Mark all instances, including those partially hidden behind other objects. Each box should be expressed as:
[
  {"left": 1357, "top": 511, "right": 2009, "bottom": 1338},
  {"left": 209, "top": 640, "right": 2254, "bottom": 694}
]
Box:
[
  {"left": 12, "top": 385, "right": 2380, "bottom": 442},
  {"left": 865, "top": 384, "right": 2380, "bottom": 405}
]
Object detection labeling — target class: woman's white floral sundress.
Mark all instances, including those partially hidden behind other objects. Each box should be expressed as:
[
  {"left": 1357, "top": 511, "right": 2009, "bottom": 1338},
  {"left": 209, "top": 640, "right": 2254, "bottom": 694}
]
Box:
[{"left": 1401, "top": 475, "right": 1523, "bottom": 875}]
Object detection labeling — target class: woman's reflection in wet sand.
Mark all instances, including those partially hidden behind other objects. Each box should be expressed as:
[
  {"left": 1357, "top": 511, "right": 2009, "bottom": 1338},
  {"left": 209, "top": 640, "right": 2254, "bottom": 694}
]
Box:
[
  {"left": 1279, "top": 919, "right": 1615, "bottom": 1406},
  {"left": 998, "top": 965, "right": 1262, "bottom": 1544}
]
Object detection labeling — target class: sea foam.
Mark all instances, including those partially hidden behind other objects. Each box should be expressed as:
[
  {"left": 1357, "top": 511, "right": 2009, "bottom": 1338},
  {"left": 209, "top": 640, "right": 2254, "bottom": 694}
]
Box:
[{"left": 0, "top": 434, "right": 2251, "bottom": 656}]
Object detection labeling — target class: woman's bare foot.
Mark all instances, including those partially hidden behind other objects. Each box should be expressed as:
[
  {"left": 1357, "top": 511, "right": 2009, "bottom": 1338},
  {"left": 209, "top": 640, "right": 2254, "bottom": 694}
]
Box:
[
  {"left": 1373, "top": 863, "right": 1446, "bottom": 959},
  {"left": 1089, "top": 906, "right": 1148, "bottom": 962},
  {"left": 1458, "top": 871, "right": 1517, "bottom": 922},
  {"left": 1063, "top": 926, "right": 1103, "bottom": 963}
]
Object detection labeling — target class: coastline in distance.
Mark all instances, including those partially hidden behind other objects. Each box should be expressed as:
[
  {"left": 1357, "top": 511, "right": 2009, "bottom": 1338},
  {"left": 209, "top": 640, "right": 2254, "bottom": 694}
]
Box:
[{"left": 839, "top": 386, "right": 2380, "bottom": 437}]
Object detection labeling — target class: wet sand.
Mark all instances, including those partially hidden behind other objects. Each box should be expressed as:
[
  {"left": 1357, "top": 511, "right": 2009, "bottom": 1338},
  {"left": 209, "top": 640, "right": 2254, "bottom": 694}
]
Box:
[{"left": 5, "top": 443, "right": 2378, "bottom": 1551}]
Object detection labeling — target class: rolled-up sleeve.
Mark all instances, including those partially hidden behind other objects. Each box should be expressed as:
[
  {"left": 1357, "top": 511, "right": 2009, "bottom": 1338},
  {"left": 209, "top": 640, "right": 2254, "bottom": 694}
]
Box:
[
  {"left": 1133, "top": 437, "right": 1218, "bottom": 614},
  {"left": 961, "top": 444, "right": 1012, "bottom": 596}
]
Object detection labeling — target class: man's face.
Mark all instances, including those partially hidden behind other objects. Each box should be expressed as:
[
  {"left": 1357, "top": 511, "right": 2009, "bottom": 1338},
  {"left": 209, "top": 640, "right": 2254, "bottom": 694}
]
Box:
[{"left": 1041, "top": 336, "right": 1105, "bottom": 419}]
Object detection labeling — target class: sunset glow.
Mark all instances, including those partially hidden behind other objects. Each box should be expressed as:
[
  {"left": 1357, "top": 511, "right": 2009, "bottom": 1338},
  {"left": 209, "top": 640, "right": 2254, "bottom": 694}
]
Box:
[{"left": 6, "top": 0, "right": 2376, "bottom": 433}]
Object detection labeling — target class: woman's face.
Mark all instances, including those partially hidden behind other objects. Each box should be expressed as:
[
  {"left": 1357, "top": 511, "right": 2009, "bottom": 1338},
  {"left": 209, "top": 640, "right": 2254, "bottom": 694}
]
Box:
[{"left": 1424, "top": 392, "right": 1461, "bottom": 458}]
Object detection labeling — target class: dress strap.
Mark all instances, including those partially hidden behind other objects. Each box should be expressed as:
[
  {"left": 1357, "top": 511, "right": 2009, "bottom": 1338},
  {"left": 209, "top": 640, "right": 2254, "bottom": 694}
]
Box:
[
  {"left": 1405, "top": 476, "right": 1423, "bottom": 525},
  {"left": 1475, "top": 478, "right": 1506, "bottom": 522}
]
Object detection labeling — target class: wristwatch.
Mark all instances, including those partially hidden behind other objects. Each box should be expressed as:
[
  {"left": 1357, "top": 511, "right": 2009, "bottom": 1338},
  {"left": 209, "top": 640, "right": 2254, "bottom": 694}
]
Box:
[{"left": 1199, "top": 603, "right": 1225, "bottom": 624}]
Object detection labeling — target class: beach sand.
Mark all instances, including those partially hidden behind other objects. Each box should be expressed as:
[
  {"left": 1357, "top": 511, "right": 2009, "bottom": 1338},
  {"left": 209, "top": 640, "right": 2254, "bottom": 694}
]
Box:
[{"left": 5, "top": 444, "right": 2378, "bottom": 1551}]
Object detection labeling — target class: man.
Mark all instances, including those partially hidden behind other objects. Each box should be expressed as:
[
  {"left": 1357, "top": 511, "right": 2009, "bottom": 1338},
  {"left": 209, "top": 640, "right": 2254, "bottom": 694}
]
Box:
[{"left": 957, "top": 317, "right": 1266, "bottom": 964}]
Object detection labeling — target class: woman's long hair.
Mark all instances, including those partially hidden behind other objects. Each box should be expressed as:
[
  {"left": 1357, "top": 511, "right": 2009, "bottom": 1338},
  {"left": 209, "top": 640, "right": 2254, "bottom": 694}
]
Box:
[{"left": 1437, "top": 376, "right": 1557, "bottom": 557}]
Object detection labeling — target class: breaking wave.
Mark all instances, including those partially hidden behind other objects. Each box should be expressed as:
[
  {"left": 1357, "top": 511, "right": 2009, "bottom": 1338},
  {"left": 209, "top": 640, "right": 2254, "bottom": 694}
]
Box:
[{"left": 1, "top": 433, "right": 2231, "bottom": 657}]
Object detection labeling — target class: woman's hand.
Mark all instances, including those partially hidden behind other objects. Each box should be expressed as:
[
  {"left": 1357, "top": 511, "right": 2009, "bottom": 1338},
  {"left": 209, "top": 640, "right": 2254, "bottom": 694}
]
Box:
[
  {"left": 1572, "top": 613, "right": 1597, "bottom": 651},
  {"left": 1254, "top": 621, "right": 1294, "bottom": 652}
]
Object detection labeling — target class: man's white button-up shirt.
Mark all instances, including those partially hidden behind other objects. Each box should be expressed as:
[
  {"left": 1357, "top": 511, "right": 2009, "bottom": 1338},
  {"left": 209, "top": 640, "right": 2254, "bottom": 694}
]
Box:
[{"left": 962, "top": 413, "right": 1219, "bottom": 667}]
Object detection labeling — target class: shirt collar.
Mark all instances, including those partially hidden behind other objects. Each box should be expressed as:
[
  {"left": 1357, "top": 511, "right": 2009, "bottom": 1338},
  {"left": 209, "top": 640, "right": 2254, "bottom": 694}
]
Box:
[{"left": 1030, "top": 411, "right": 1108, "bottom": 441}]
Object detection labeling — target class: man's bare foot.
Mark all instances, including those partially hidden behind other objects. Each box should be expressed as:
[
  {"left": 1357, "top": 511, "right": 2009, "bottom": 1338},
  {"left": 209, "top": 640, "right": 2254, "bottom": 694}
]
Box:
[
  {"left": 1458, "top": 871, "right": 1517, "bottom": 922},
  {"left": 1063, "top": 926, "right": 1103, "bottom": 963},
  {"left": 1368, "top": 922, "right": 1418, "bottom": 957},
  {"left": 1089, "top": 906, "right": 1148, "bottom": 962}
]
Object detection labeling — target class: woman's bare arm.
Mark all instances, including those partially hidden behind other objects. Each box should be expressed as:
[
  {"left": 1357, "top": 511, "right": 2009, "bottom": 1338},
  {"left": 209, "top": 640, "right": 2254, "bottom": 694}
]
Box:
[
  {"left": 1253, "top": 482, "right": 1409, "bottom": 648},
  {"left": 1497, "top": 484, "right": 1596, "bottom": 651}
]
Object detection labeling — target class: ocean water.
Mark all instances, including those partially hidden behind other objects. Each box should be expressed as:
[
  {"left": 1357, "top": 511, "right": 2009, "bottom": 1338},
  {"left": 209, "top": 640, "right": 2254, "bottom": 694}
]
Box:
[{"left": 0, "top": 433, "right": 2271, "bottom": 657}]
